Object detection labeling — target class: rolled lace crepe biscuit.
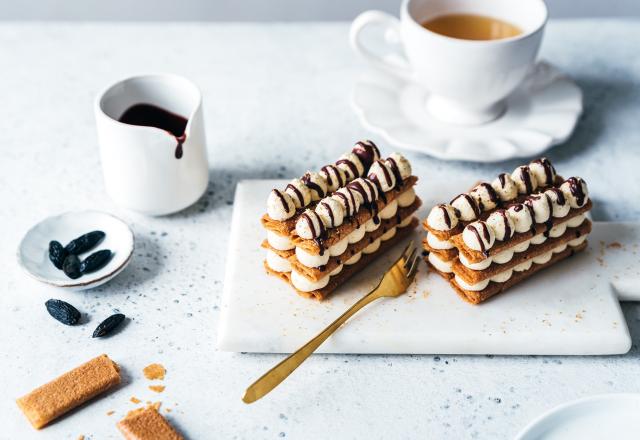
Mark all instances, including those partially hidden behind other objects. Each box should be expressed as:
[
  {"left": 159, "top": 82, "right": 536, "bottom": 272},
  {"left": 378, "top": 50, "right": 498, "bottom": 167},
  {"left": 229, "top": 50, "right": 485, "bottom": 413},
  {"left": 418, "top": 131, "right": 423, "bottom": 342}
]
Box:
[
  {"left": 451, "top": 242, "right": 588, "bottom": 304},
  {"left": 262, "top": 176, "right": 418, "bottom": 253},
  {"left": 16, "top": 354, "right": 120, "bottom": 429},
  {"left": 264, "top": 218, "right": 418, "bottom": 300},
  {"left": 452, "top": 220, "right": 592, "bottom": 284},
  {"left": 117, "top": 406, "right": 183, "bottom": 440},
  {"left": 263, "top": 199, "right": 421, "bottom": 281},
  {"left": 450, "top": 200, "right": 592, "bottom": 263}
]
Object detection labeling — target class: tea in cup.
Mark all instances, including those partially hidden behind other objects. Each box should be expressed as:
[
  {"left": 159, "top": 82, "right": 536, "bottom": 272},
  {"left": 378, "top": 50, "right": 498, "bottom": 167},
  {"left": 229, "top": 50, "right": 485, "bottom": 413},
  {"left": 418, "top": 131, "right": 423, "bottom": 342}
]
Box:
[{"left": 350, "top": 0, "right": 548, "bottom": 124}]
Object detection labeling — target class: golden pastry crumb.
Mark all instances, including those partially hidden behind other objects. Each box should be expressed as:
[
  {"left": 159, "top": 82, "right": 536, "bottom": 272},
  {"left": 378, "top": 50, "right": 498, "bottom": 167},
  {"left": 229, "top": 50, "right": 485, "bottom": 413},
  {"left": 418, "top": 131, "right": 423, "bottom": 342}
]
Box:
[
  {"left": 607, "top": 241, "right": 622, "bottom": 249},
  {"left": 149, "top": 385, "right": 165, "bottom": 393},
  {"left": 107, "top": 410, "right": 115, "bottom": 416},
  {"left": 143, "top": 363, "right": 166, "bottom": 380},
  {"left": 130, "top": 397, "right": 141, "bottom": 404}
]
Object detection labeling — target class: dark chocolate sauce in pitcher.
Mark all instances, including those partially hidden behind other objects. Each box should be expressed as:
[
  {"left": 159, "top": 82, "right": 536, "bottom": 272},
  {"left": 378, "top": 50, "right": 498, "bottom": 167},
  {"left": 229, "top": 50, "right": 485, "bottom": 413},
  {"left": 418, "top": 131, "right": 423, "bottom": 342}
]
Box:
[{"left": 119, "top": 103, "right": 188, "bottom": 159}]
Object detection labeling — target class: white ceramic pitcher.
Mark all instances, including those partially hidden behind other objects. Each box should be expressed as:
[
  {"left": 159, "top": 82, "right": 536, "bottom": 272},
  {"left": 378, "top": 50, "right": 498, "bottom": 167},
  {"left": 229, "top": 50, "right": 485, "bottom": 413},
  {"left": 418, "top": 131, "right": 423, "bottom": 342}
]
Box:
[{"left": 95, "top": 74, "right": 209, "bottom": 215}]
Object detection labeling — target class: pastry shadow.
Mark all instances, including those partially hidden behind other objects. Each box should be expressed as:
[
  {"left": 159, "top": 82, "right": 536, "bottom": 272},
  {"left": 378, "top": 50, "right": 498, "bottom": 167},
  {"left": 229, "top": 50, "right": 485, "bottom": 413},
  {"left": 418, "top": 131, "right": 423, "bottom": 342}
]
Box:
[{"left": 89, "top": 233, "right": 165, "bottom": 294}]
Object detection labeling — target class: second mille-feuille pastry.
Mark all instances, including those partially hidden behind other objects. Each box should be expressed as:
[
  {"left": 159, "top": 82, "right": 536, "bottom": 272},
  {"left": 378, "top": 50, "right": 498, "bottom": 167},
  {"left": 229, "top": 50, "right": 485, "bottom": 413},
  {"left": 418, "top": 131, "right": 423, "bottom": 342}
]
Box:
[
  {"left": 261, "top": 140, "right": 421, "bottom": 300},
  {"left": 423, "top": 158, "right": 592, "bottom": 304}
]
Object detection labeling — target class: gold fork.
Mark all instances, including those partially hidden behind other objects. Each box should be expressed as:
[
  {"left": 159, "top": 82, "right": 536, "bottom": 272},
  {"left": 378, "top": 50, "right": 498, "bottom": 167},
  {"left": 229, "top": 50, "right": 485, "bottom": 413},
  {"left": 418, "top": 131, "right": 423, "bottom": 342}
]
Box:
[{"left": 242, "top": 240, "right": 419, "bottom": 404}]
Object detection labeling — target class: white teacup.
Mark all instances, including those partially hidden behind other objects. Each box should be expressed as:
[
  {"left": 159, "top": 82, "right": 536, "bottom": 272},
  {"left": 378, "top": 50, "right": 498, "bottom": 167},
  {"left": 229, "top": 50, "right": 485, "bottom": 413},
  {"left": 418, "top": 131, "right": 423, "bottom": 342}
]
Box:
[
  {"left": 95, "top": 74, "right": 209, "bottom": 215},
  {"left": 350, "top": 0, "right": 548, "bottom": 125}
]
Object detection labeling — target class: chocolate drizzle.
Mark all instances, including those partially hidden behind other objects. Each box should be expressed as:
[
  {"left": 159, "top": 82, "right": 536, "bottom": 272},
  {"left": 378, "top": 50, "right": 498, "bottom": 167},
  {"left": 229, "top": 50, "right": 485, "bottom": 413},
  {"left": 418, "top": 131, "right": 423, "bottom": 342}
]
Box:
[
  {"left": 478, "top": 182, "right": 499, "bottom": 207},
  {"left": 368, "top": 175, "right": 387, "bottom": 204},
  {"left": 347, "top": 179, "right": 377, "bottom": 205},
  {"left": 438, "top": 204, "right": 453, "bottom": 229},
  {"left": 301, "top": 211, "right": 321, "bottom": 239},
  {"left": 300, "top": 210, "right": 328, "bottom": 254},
  {"left": 518, "top": 166, "right": 534, "bottom": 194},
  {"left": 336, "top": 158, "right": 360, "bottom": 179},
  {"left": 302, "top": 173, "right": 325, "bottom": 199},
  {"left": 451, "top": 193, "right": 481, "bottom": 219},
  {"left": 479, "top": 222, "right": 491, "bottom": 243},
  {"left": 334, "top": 188, "right": 357, "bottom": 217},
  {"left": 467, "top": 224, "right": 489, "bottom": 256},
  {"left": 496, "top": 209, "right": 511, "bottom": 240},
  {"left": 272, "top": 189, "right": 291, "bottom": 214},
  {"left": 532, "top": 158, "right": 556, "bottom": 186},
  {"left": 498, "top": 173, "right": 509, "bottom": 188},
  {"left": 386, "top": 157, "right": 404, "bottom": 189},
  {"left": 523, "top": 198, "right": 539, "bottom": 234},
  {"left": 372, "top": 160, "right": 394, "bottom": 189},
  {"left": 320, "top": 164, "right": 345, "bottom": 189},
  {"left": 285, "top": 183, "right": 304, "bottom": 207},
  {"left": 352, "top": 140, "right": 380, "bottom": 169},
  {"left": 544, "top": 219, "right": 553, "bottom": 237},
  {"left": 547, "top": 187, "right": 566, "bottom": 206},
  {"left": 348, "top": 179, "right": 381, "bottom": 225},
  {"left": 543, "top": 193, "right": 553, "bottom": 215},
  {"left": 566, "top": 177, "right": 586, "bottom": 206},
  {"left": 319, "top": 201, "right": 335, "bottom": 227}
]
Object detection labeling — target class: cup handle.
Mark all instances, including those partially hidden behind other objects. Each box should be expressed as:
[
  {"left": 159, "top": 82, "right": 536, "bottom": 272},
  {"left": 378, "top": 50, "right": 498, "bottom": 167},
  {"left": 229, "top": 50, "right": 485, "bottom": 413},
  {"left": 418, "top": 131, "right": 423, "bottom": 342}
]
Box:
[{"left": 349, "top": 10, "right": 413, "bottom": 80}]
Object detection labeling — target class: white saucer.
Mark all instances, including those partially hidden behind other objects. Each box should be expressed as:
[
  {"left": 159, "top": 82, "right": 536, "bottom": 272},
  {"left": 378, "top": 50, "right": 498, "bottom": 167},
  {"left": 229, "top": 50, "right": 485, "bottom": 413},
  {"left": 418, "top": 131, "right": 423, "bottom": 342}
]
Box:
[
  {"left": 351, "top": 61, "right": 583, "bottom": 162},
  {"left": 515, "top": 394, "right": 640, "bottom": 440},
  {"left": 17, "top": 210, "right": 134, "bottom": 290}
]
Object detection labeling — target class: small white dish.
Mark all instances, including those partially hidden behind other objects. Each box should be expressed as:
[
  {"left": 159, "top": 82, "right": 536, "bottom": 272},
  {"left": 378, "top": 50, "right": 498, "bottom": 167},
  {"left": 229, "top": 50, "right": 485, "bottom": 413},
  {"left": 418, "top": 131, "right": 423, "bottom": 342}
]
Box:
[
  {"left": 351, "top": 61, "right": 583, "bottom": 162},
  {"left": 515, "top": 393, "right": 640, "bottom": 440},
  {"left": 17, "top": 211, "right": 134, "bottom": 290}
]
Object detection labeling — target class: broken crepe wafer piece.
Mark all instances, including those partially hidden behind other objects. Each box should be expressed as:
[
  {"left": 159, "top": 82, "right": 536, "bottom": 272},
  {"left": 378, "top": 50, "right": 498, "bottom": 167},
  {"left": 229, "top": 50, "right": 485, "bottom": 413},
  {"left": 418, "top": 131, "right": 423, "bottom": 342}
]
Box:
[
  {"left": 262, "top": 140, "right": 420, "bottom": 299},
  {"left": 16, "top": 354, "right": 121, "bottom": 429},
  {"left": 117, "top": 406, "right": 183, "bottom": 440},
  {"left": 423, "top": 157, "right": 592, "bottom": 304}
]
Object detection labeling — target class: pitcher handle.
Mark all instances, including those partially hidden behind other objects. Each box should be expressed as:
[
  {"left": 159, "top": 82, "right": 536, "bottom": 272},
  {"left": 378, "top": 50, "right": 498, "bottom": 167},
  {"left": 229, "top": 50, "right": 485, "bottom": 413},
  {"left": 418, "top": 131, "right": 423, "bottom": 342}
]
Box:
[{"left": 349, "top": 10, "right": 413, "bottom": 80}]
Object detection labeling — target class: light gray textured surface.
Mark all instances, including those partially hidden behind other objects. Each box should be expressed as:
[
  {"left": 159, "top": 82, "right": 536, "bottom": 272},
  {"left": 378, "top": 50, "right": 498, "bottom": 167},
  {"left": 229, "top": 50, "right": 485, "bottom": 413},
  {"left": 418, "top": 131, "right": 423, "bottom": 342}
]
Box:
[
  {"left": 0, "top": 20, "right": 639, "bottom": 440},
  {"left": 1, "top": 0, "right": 640, "bottom": 20}
]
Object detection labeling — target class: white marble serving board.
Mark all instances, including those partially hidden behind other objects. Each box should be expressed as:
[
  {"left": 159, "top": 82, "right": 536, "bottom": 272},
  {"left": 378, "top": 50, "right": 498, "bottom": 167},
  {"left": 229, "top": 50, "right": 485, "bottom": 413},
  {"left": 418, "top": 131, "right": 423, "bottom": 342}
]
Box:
[{"left": 217, "top": 180, "right": 640, "bottom": 355}]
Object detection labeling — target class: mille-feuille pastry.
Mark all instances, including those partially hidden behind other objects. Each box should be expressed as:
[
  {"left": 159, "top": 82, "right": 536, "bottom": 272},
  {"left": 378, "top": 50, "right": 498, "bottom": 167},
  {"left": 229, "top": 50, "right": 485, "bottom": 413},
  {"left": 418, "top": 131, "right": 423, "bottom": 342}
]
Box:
[
  {"left": 262, "top": 140, "right": 421, "bottom": 300},
  {"left": 423, "top": 158, "right": 592, "bottom": 304},
  {"left": 16, "top": 354, "right": 121, "bottom": 429}
]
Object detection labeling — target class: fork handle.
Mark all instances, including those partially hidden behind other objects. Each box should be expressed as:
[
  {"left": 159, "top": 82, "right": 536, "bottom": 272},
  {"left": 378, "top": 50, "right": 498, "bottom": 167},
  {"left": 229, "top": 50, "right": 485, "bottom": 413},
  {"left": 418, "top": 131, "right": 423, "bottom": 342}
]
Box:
[{"left": 242, "top": 288, "right": 381, "bottom": 403}]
